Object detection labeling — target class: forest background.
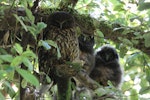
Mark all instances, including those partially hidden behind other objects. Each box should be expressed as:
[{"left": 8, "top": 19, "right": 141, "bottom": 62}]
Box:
[{"left": 0, "top": 0, "right": 150, "bottom": 100}]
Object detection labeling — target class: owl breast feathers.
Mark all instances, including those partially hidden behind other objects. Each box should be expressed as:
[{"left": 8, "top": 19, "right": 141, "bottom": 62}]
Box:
[{"left": 38, "top": 11, "right": 80, "bottom": 78}]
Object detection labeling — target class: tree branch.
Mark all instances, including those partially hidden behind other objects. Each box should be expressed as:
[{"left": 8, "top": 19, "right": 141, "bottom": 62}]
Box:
[{"left": 98, "top": 21, "right": 150, "bottom": 56}]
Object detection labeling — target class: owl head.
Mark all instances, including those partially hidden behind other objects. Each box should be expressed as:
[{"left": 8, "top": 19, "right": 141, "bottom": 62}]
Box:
[
  {"left": 48, "top": 11, "right": 75, "bottom": 29},
  {"left": 96, "top": 45, "right": 119, "bottom": 63},
  {"left": 78, "top": 34, "right": 95, "bottom": 54}
]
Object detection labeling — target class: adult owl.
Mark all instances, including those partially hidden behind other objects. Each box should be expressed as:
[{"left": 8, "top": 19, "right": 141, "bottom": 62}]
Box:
[{"left": 38, "top": 11, "right": 80, "bottom": 84}]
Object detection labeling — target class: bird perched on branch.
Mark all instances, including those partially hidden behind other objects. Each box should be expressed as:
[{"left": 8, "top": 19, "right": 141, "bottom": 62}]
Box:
[
  {"left": 38, "top": 11, "right": 80, "bottom": 83},
  {"left": 90, "top": 45, "right": 123, "bottom": 88},
  {"left": 78, "top": 34, "right": 95, "bottom": 75}
]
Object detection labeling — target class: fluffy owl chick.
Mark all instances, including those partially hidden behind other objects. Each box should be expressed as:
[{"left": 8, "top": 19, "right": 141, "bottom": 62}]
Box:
[{"left": 90, "top": 45, "right": 123, "bottom": 88}]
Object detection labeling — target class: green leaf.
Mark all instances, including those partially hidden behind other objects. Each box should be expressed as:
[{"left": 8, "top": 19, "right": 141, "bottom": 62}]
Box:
[
  {"left": 56, "top": 46, "right": 61, "bottom": 59},
  {"left": 22, "top": 50, "right": 36, "bottom": 58},
  {"left": 11, "top": 56, "right": 23, "bottom": 67},
  {"left": 119, "top": 44, "right": 128, "bottom": 58},
  {"left": 139, "top": 86, "right": 150, "bottom": 94},
  {"left": 0, "top": 48, "right": 7, "bottom": 54},
  {"left": 130, "top": 89, "right": 138, "bottom": 100},
  {"left": 0, "top": 55, "right": 13, "bottom": 62},
  {"left": 95, "top": 29, "right": 104, "bottom": 38},
  {"left": 118, "top": 37, "right": 133, "bottom": 46},
  {"left": 46, "top": 75, "right": 51, "bottom": 83},
  {"left": 26, "top": 25, "right": 36, "bottom": 37},
  {"left": 38, "top": 40, "right": 51, "bottom": 50},
  {"left": 13, "top": 14, "right": 28, "bottom": 31},
  {"left": 0, "top": 70, "right": 7, "bottom": 79},
  {"left": 13, "top": 43, "right": 23, "bottom": 54},
  {"left": 146, "top": 69, "right": 150, "bottom": 83},
  {"left": 46, "top": 40, "right": 61, "bottom": 58},
  {"left": 94, "top": 88, "right": 107, "bottom": 96},
  {"left": 113, "top": 4, "right": 124, "bottom": 11},
  {"left": 25, "top": 8, "right": 35, "bottom": 24},
  {"left": 22, "top": 57, "right": 33, "bottom": 71},
  {"left": 109, "top": 0, "right": 121, "bottom": 6},
  {"left": 138, "top": 2, "right": 150, "bottom": 11},
  {"left": 21, "top": 79, "right": 28, "bottom": 88},
  {"left": 122, "top": 29, "right": 134, "bottom": 35},
  {"left": 16, "top": 68, "right": 39, "bottom": 87},
  {"left": 143, "top": 33, "right": 150, "bottom": 47},
  {"left": 4, "top": 81, "right": 16, "bottom": 98},
  {"left": 95, "top": 29, "right": 104, "bottom": 45},
  {"left": 2, "top": 65, "right": 14, "bottom": 72},
  {"left": 20, "top": 0, "right": 28, "bottom": 7},
  {"left": 37, "top": 22, "right": 47, "bottom": 32},
  {"left": 0, "top": 92, "right": 5, "bottom": 100},
  {"left": 45, "top": 40, "right": 58, "bottom": 48},
  {"left": 39, "top": 40, "right": 61, "bottom": 58}
]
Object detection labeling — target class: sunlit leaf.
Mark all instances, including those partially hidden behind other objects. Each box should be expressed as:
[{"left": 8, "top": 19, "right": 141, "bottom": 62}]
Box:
[
  {"left": 13, "top": 43, "right": 23, "bottom": 54},
  {"left": 16, "top": 68, "right": 39, "bottom": 87},
  {"left": 25, "top": 8, "right": 35, "bottom": 24},
  {"left": 22, "top": 57, "right": 33, "bottom": 71},
  {"left": 96, "top": 29, "right": 104, "bottom": 38},
  {"left": 113, "top": 4, "right": 124, "bottom": 11},
  {"left": 22, "top": 50, "right": 36, "bottom": 58},
  {"left": 130, "top": 89, "right": 138, "bottom": 100},
  {"left": 11, "top": 56, "right": 23, "bottom": 67}
]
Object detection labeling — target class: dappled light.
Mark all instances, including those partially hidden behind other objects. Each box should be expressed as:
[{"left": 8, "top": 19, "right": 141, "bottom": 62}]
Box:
[{"left": 0, "top": 0, "right": 150, "bottom": 100}]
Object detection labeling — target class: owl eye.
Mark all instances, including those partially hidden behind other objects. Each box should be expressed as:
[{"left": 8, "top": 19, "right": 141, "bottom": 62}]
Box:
[{"left": 86, "top": 37, "right": 91, "bottom": 41}]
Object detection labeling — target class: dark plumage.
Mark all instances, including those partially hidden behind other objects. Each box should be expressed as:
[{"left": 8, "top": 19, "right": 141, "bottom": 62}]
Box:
[
  {"left": 78, "top": 34, "right": 95, "bottom": 54},
  {"left": 47, "top": 11, "right": 75, "bottom": 29},
  {"left": 78, "top": 34, "right": 95, "bottom": 74},
  {"left": 90, "top": 46, "right": 123, "bottom": 88},
  {"left": 38, "top": 11, "right": 80, "bottom": 83}
]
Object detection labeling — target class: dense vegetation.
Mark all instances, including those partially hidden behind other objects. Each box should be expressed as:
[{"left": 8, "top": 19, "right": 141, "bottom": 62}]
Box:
[{"left": 0, "top": 0, "right": 150, "bottom": 99}]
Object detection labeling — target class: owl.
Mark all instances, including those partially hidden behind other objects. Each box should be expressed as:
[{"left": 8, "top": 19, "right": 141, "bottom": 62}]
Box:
[
  {"left": 78, "top": 34, "right": 95, "bottom": 74},
  {"left": 38, "top": 11, "right": 80, "bottom": 83},
  {"left": 90, "top": 46, "right": 123, "bottom": 88}
]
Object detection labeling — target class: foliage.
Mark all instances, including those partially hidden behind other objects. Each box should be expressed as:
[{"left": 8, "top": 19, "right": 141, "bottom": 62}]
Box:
[{"left": 0, "top": 0, "right": 150, "bottom": 100}]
